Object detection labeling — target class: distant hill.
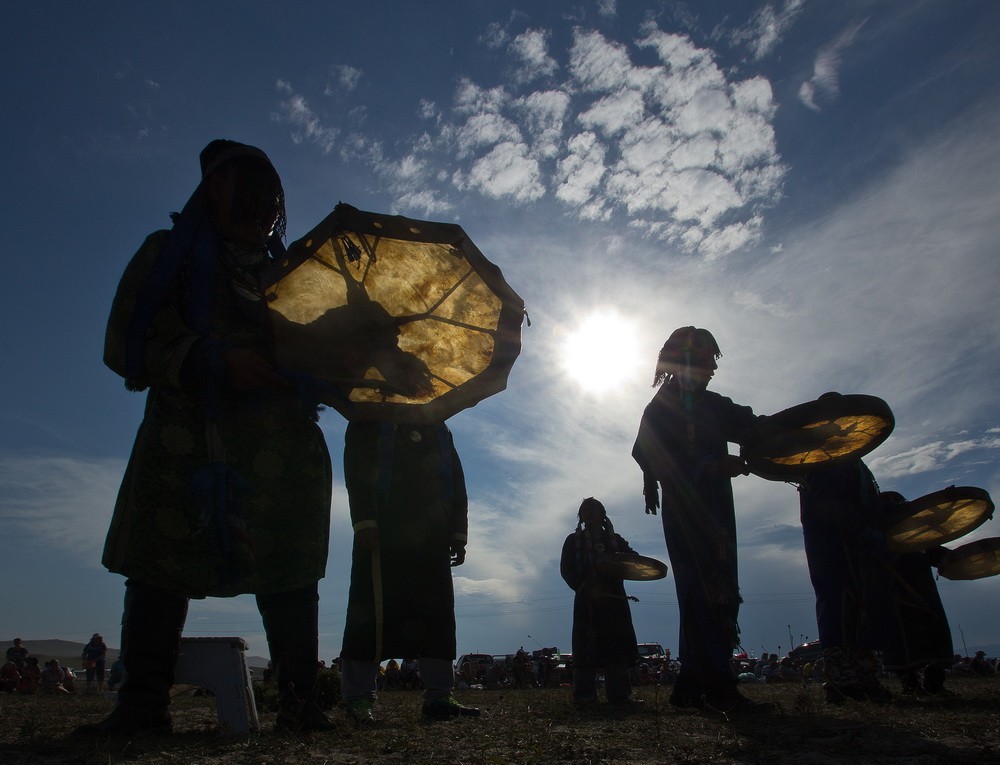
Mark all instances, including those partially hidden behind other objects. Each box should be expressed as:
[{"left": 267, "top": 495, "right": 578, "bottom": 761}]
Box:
[{"left": 6, "top": 639, "right": 270, "bottom": 670}]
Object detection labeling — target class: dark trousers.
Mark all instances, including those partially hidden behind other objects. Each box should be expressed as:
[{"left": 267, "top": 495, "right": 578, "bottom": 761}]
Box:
[
  {"left": 116, "top": 579, "right": 320, "bottom": 713},
  {"left": 661, "top": 508, "right": 740, "bottom": 692}
]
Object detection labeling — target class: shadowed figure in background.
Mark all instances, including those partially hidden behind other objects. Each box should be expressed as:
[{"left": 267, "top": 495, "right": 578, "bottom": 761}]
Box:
[
  {"left": 879, "top": 491, "right": 956, "bottom": 697},
  {"left": 560, "top": 497, "right": 643, "bottom": 710},
  {"left": 797, "top": 430, "right": 895, "bottom": 705},
  {"left": 77, "top": 140, "right": 335, "bottom": 736},
  {"left": 81, "top": 633, "right": 108, "bottom": 693},
  {"left": 632, "top": 327, "right": 770, "bottom": 715},
  {"left": 339, "top": 420, "right": 480, "bottom": 724}
]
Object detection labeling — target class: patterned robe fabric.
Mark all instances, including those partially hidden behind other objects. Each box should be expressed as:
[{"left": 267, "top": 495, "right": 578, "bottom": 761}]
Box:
[
  {"left": 341, "top": 421, "right": 468, "bottom": 661},
  {"left": 560, "top": 529, "right": 639, "bottom": 668},
  {"left": 632, "top": 381, "right": 758, "bottom": 689},
  {"left": 102, "top": 230, "right": 333, "bottom": 597}
]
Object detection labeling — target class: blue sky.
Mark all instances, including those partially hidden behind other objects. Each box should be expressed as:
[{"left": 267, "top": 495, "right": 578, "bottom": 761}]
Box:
[{"left": 3, "top": 0, "right": 1000, "bottom": 662}]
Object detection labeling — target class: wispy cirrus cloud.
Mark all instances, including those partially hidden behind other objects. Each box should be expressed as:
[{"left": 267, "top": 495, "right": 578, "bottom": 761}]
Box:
[
  {"left": 798, "top": 19, "right": 867, "bottom": 111},
  {"left": 729, "top": 0, "right": 806, "bottom": 61},
  {"left": 0, "top": 456, "right": 125, "bottom": 559},
  {"left": 273, "top": 80, "right": 339, "bottom": 153},
  {"left": 869, "top": 435, "right": 1000, "bottom": 479}
]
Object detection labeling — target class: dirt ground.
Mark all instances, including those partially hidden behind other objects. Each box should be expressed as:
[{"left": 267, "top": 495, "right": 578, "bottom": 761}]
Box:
[{"left": 2, "top": 677, "right": 999, "bottom": 765}]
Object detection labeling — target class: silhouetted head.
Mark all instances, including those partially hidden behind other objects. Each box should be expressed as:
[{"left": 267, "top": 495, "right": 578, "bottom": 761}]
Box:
[
  {"left": 578, "top": 496, "right": 606, "bottom": 526},
  {"left": 653, "top": 326, "right": 721, "bottom": 389},
  {"left": 200, "top": 139, "right": 286, "bottom": 247}
]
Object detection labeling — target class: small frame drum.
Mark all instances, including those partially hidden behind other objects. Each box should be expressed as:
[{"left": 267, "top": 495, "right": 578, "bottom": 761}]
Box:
[
  {"left": 938, "top": 537, "right": 1000, "bottom": 581},
  {"left": 884, "top": 486, "right": 994, "bottom": 554},
  {"left": 595, "top": 553, "right": 668, "bottom": 581},
  {"left": 740, "top": 394, "right": 894, "bottom": 481}
]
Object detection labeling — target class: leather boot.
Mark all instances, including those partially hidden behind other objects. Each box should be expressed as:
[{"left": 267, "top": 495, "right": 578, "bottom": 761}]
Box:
[
  {"left": 74, "top": 580, "right": 187, "bottom": 736},
  {"left": 258, "top": 583, "right": 334, "bottom": 733}
]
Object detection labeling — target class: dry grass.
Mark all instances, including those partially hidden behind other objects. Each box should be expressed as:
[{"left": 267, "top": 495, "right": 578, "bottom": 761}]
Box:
[{"left": 2, "top": 677, "right": 999, "bottom": 764}]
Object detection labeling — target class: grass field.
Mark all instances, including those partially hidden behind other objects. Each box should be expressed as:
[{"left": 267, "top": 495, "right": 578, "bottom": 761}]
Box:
[{"left": 2, "top": 677, "right": 999, "bottom": 764}]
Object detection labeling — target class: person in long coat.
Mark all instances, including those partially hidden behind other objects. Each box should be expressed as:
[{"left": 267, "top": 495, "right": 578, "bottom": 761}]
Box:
[
  {"left": 560, "top": 497, "right": 641, "bottom": 707},
  {"left": 878, "top": 492, "right": 955, "bottom": 696},
  {"left": 78, "top": 140, "right": 334, "bottom": 736},
  {"left": 632, "top": 327, "right": 766, "bottom": 713},
  {"left": 339, "top": 420, "right": 480, "bottom": 722},
  {"left": 797, "top": 454, "right": 895, "bottom": 704}
]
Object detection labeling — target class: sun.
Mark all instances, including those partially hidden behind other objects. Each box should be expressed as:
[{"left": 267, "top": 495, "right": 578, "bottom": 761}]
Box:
[{"left": 562, "top": 311, "right": 643, "bottom": 394}]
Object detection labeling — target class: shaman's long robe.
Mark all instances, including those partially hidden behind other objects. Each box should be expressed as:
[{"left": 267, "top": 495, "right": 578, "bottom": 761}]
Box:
[
  {"left": 632, "top": 381, "right": 758, "bottom": 691},
  {"left": 102, "top": 230, "right": 332, "bottom": 597},
  {"left": 560, "top": 529, "right": 639, "bottom": 669},
  {"left": 341, "top": 421, "right": 468, "bottom": 661}
]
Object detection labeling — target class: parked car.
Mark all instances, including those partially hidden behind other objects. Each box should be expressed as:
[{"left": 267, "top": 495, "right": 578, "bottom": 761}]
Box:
[
  {"left": 789, "top": 639, "right": 822, "bottom": 662},
  {"left": 455, "top": 653, "right": 495, "bottom": 676},
  {"left": 636, "top": 642, "right": 667, "bottom": 662}
]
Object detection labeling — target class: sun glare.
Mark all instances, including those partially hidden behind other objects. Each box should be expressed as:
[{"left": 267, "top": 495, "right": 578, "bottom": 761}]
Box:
[{"left": 562, "top": 311, "right": 642, "bottom": 394}]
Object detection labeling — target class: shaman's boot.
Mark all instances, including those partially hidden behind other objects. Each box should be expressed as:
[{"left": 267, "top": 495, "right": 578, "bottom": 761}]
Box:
[
  {"left": 74, "top": 580, "right": 187, "bottom": 736},
  {"left": 258, "top": 584, "right": 334, "bottom": 733}
]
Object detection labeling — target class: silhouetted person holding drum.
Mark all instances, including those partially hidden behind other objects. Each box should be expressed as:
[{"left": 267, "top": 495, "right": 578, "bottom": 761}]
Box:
[
  {"left": 797, "top": 445, "right": 895, "bottom": 704},
  {"left": 339, "top": 420, "right": 480, "bottom": 724},
  {"left": 560, "top": 497, "right": 642, "bottom": 710},
  {"left": 878, "top": 492, "right": 956, "bottom": 697},
  {"left": 632, "top": 327, "right": 768, "bottom": 714},
  {"left": 79, "top": 140, "right": 335, "bottom": 736}
]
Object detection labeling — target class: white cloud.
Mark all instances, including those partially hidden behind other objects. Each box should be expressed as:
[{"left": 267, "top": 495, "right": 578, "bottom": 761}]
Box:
[
  {"left": 455, "top": 112, "right": 524, "bottom": 159},
  {"left": 454, "top": 78, "right": 511, "bottom": 115},
  {"left": 568, "top": 28, "right": 640, "bottom": 93},
  {"left": 698, "top": 216, "right": 763, "bottom": 262},
  {"left": 275, "top": 24, "right": 784, "bottom": 260},
  {"left": 509, "top": 28, "right": 559, "bottom": 83},
  {"left": 273, "top": 83, "right": 339, "bottom": 153},
  {"left": 453, "top": 576, "right": 518, "bottom": 598},
  {"left": 730, "top": 0, "right": 807, "bottom": 60},
  {"left": 555, "top": 131, "right": 607, "bottom": 206},
  {"left": 731, "top": 76, "right": 777, "bottom": 116},
  {"left": 639, "top": 27, "right": 717, "bottom": 74},
  {"left": 418, "top": 99, "right": 438, "bottom": 119},
  {"left": 578, "top": 89, "right": 646, "bottom": 136},
  {"left": 798, "top": 80, "right": 819, "bottom": 111},
  {"left": 597, "top": 0, "right": 617, "bottom": 18},
  {"left": 514, "top": 89, "right": 570, "bottom": 159},
  {"left": 731, "top": 289, "right": 794, "bottom": 319},
  {"left": 391, "top": 189, "right": 454, "bottom": 217},
  {"left": 327, "top": 64, "right": 362, "bottom": 93},
  {"left": 798, "top": 19, "right": 867, "bottom": 111},
  {"left": 870, "top": 436, "right": 1000, "bottom": 479},
  {"left": 455, "top": 141, "right": 545, "bottom": 202}
]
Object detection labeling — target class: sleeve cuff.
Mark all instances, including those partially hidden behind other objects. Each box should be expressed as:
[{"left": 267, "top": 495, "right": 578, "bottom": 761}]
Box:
[
  {"left": 450, "top": 532, "right": 468, "bottom": 544},
  {"left": 353, "top": 520, "right": 378, "bottom": 533}
]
